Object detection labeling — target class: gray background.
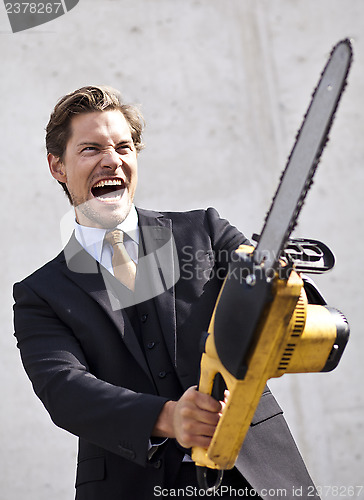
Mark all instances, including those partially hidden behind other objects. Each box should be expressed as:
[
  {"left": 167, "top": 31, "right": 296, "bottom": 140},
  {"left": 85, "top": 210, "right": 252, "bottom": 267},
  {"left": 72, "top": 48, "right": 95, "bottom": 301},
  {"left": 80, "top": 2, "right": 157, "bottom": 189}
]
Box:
[{"left": 1, "top": 0, "right": 363, "bottom": 498}]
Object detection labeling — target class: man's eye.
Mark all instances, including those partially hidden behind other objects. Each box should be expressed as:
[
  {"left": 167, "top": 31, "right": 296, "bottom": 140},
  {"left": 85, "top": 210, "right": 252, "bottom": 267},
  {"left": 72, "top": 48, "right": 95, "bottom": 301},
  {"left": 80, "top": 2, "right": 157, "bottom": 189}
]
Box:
[
  {"left": 82, "top": 146, "right": 98, "bottom": 153},
  {"left": 117, "top": 144, "right": 132, "bottom": 153}
]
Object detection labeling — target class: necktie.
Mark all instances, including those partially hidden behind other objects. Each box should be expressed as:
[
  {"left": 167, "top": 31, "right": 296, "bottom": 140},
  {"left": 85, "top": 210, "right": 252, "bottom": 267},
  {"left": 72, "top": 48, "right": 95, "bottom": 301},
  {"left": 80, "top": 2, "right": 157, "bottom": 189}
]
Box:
[{"left": 105, "top": 229, "right": 136, "bottom": 291}]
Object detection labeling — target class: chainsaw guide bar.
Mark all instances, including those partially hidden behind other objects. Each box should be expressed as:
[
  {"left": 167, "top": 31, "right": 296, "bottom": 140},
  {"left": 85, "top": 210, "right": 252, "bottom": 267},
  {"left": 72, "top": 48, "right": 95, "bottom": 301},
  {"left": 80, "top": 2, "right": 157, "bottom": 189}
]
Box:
[{"left": 254, "top": 39, "right": 353, "bottom": 272}]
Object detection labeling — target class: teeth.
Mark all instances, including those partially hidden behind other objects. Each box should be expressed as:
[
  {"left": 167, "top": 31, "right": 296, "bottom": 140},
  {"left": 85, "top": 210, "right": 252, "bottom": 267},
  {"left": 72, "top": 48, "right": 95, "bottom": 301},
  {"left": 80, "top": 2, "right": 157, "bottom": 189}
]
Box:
[
  {"left": 93, "top": 179, "right": 123, "bottom": 188},
  {"left": 99, "top": 193, "right": 122, "bottom": 200}
]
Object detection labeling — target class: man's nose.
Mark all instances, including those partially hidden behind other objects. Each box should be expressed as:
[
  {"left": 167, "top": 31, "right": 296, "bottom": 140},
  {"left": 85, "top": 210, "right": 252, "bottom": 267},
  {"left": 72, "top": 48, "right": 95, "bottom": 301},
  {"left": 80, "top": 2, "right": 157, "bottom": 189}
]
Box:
[{"left": 100, "top": 149, "right": 122, "bottom": 170}]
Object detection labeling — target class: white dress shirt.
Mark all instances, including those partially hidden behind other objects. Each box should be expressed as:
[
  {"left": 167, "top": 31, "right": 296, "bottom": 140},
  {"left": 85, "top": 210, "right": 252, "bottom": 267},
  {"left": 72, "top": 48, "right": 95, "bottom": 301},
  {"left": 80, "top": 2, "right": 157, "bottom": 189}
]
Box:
[{"left": 74, "top": 205, "right": 139, "bottom": 274}]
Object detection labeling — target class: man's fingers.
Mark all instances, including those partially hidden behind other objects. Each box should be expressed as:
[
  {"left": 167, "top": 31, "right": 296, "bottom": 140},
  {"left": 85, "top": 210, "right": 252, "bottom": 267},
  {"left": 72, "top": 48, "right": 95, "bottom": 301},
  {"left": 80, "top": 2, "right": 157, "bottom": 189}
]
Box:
[
  {"left": 172, "top": 386, "right": 225, "bottom": 449},
  {"left": 176, "top": 418, "right": 217, "bottom": 449},
  {"left": 185, "top": 434, "right": 213, "bottom": 450},
  {"left": 184, "top": 386, "right": 222, "bottom": 413},
  {"left": 178, "top": 401, "right": 220, "bottom": 427}
]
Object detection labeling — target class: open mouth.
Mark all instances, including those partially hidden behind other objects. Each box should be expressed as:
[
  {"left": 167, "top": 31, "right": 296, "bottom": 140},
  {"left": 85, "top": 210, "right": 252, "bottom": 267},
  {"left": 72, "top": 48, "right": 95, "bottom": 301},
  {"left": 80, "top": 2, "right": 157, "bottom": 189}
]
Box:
[{"left": 91, "top": 178, "right": 125, "bottom": 201}]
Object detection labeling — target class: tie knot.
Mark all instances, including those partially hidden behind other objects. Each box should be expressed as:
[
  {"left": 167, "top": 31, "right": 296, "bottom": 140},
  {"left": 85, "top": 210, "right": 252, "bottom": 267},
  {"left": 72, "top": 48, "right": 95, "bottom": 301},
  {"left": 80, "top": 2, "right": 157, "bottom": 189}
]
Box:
[{"left": 105, "top": 229, "right": 124, "bottom": 247}]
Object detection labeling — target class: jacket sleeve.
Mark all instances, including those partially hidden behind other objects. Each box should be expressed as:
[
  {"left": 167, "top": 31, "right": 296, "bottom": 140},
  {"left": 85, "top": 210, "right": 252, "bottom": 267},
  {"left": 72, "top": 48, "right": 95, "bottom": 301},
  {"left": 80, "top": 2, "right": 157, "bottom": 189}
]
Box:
[
  {"left": 13, "top": 280, "right": 168, "bottom": 467},
  {"left": 205, "top": 207, "right": 250, "bottom": 269}
]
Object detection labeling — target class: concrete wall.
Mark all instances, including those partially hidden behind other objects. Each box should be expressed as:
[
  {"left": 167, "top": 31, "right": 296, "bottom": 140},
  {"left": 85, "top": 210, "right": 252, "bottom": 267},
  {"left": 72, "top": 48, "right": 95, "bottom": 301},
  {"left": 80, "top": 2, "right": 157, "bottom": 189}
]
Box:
[{"left": 1, "top": 0, "right": 363, "bottom": 498}]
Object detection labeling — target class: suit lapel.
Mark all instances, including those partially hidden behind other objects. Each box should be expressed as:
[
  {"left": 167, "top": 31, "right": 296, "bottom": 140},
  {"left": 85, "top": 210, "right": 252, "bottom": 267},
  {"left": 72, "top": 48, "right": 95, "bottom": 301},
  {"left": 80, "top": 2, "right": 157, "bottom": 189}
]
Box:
[
  {"left": 59, "top": 209, "right": 179, "bottom": 374},
  {"left": 137, "top": 209, "right": 178, "bottom": 367},
  {"left": 60, "top": 234, "right": 151, "bottom": 378}
]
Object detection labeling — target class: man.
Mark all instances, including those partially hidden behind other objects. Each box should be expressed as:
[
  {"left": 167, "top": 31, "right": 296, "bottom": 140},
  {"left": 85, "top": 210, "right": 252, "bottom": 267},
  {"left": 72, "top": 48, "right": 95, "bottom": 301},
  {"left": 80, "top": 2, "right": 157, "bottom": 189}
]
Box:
[{"left": 13, "top": 86, "right": 319, "bottom": 499}]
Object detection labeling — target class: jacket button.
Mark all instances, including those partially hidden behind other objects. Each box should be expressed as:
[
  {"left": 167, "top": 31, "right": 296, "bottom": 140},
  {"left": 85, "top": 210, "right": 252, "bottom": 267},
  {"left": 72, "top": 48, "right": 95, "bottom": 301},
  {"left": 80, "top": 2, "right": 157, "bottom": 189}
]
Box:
[
  {"left": 141, "top": 314, "right": 148, "bottom": 323},
  {"left": 147, "top": 341, "right": 155, "bottom": 349},
  {"left": 153, "top": 459, "right": 162, "bottom": 469},
  {"left": 158, "top": 371, "right": 166, "bottom": 379}
]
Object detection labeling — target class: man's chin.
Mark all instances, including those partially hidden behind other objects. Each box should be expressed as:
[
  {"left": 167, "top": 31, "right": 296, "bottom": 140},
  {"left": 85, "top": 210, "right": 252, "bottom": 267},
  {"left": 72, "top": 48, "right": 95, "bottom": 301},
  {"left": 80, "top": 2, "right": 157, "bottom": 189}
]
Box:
[{"left": 74, "top": 198, "right": 132, "bottom": 229}]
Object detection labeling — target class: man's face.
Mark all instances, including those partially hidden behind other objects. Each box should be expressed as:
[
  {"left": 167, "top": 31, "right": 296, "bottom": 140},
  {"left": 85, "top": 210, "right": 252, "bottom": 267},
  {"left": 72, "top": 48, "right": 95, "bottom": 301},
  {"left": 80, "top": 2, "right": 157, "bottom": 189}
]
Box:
[{"left": 49, "top": 110, "right": 138, "bottom": 228}]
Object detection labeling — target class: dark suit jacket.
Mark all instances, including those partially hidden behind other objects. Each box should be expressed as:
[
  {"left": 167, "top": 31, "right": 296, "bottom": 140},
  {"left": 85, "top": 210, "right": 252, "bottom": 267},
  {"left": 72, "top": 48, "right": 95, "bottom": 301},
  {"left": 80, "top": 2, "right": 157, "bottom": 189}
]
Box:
[{"left": 13, "top": 207, "right": 318, "bottom": 499}]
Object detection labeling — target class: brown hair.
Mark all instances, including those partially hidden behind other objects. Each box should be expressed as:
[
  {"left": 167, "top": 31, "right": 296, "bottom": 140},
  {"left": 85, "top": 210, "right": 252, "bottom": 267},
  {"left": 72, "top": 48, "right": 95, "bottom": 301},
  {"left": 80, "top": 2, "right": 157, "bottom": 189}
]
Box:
[{"left": 46, "top": 85, "right": 145, "bottom": 202}]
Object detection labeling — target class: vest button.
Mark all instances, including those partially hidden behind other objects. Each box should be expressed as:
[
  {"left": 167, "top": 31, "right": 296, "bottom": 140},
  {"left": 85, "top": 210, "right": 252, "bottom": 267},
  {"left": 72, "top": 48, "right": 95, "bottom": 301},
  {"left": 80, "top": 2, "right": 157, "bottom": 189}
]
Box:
[
  {"left": 141, "top": 314, "right": 148, "bottom": 323},
  {"left": 158, "top": 371, "right": 166, "bottom": 379},
  {"left": 147, "top": 341, "right": 155, "bottom": 349}
]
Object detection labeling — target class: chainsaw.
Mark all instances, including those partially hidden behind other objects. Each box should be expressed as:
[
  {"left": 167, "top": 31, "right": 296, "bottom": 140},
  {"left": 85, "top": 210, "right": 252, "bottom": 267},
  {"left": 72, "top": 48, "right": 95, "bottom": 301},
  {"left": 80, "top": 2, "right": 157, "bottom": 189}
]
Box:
[{"left": 191, "top": 39, "right": 352, "bottom": 489}]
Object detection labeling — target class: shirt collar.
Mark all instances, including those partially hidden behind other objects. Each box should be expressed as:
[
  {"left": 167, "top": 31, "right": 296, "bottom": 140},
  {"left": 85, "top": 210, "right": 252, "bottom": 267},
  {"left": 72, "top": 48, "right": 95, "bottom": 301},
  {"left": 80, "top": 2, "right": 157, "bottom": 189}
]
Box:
[{"left": 74, "top": 205, "right": 139, "bottom": 262}]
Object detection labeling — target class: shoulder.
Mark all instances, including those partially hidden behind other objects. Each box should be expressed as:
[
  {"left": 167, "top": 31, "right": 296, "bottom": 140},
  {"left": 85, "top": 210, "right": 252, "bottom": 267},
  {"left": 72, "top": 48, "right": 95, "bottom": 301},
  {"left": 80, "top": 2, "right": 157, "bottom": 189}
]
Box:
[
  {"left": 13, "top": 240, "right": 71, "bottom": 301},
  {"left": 15, "top": 251, "right": 64, "bottom": 285},
  {"left": 137, "top": 206, "right": 249, "bottom": 253},
  {"left": 137, "top": 206, "right": 238, "bottom": 232}
]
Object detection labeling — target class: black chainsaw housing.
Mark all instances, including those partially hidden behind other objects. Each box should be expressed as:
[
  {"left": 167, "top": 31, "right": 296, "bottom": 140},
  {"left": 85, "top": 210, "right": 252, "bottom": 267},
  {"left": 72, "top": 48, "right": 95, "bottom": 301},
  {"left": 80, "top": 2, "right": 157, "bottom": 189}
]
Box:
[{"left": 213, "top": 252, "right": 273, "bottom": 380}]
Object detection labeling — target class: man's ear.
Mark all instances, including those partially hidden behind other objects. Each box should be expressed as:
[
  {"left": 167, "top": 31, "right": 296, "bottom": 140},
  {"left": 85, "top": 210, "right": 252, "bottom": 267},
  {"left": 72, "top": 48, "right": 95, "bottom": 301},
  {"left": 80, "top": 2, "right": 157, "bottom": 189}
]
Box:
[{"left": 48, "top": 153, "right": 67, "bottom": 182}]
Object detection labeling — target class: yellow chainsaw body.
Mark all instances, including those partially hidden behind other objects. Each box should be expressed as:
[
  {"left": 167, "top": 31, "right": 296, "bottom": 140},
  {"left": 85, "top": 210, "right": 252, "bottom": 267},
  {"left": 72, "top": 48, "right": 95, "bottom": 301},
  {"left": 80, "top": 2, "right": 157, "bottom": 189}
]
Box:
[{"left": 192, "top": 246, "right": 338, "bottom": 470}]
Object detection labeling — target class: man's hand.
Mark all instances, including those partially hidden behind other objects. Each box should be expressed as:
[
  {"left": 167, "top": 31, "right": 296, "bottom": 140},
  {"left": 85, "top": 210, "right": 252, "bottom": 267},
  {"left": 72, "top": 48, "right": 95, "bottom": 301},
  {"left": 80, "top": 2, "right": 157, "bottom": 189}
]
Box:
[{"left": 152, "top": 386, "right": 225, "bottom": 449}]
